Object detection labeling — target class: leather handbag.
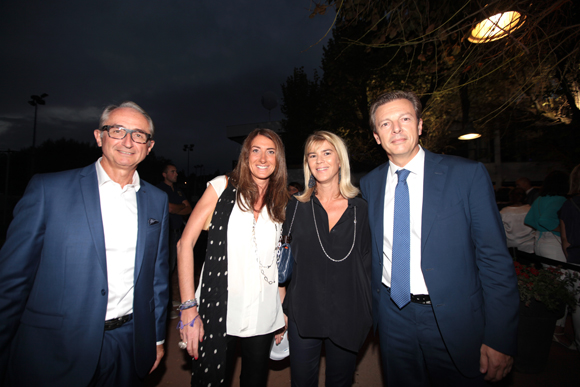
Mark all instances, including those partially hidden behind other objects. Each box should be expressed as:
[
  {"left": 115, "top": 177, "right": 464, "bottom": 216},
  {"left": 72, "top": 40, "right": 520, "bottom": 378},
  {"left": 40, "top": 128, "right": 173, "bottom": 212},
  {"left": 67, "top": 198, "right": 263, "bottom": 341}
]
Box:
[{"left": 278, "top": 200, "right": 298, "bottom": 284}]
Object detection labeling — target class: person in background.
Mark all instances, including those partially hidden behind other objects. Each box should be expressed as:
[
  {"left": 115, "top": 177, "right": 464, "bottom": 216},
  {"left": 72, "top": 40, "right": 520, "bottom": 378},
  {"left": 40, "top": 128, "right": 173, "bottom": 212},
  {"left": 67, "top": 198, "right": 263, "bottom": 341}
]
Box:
[
  {"left": 282, "top": 131, "right": 372, "bottom": 387},
  {"left": 0, "top": 102, "right": 168, "bottom": 386},
  {"left": 525, "top": 170, "right": 570, "bottom": 349},
  {"left": 157, "top": 163, "right": 191, "bottom": 318},
  {"left": 516, "top": 177, "right": 540, "bottom": 205},
  {"left": 288, "top": 181, "right": 304, "bottom": 196},
  {"left": 360, "top": 90, "right": 519, "bottom": 386},
  {"left": 176, "top": 128, "right": 288, "bottom": 387},
  {"left": 558, "top": 164, "right": 580, "bottom": 351},
  {"left": 525, "top": 170, "right": 569, "bottom": 262},
  {"left": 500, "top": 187, "right": 535, "bottom": 259}
]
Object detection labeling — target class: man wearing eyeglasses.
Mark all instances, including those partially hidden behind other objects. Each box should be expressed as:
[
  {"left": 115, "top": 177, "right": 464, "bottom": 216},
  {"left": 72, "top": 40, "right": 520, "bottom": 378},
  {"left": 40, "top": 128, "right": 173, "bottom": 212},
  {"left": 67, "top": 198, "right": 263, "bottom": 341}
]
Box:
[{"left": 0, "top": 102, "right": 169, "bottom": 387}]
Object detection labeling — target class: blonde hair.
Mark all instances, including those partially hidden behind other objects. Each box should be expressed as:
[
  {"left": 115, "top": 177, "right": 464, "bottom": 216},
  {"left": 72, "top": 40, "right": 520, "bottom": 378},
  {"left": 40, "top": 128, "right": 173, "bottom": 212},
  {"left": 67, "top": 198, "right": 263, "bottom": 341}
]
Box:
[{"left": 296, "top": 131, "right": 359, "bottom": 202}]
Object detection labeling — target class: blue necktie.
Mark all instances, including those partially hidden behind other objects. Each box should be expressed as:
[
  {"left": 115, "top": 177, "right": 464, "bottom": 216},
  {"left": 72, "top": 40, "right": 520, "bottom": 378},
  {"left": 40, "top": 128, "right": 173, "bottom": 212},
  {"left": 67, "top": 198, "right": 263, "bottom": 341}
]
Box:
[{"left": 391, "top": 169, "right": 411, "bottom": 308}]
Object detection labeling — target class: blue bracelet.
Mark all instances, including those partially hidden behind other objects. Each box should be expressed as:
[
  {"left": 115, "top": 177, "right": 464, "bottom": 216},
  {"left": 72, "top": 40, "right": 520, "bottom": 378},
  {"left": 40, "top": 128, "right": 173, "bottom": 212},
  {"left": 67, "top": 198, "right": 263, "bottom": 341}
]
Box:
[
  {"left": 178, "top": 299, "right": 198, "bottom": 311},
  {"left": 177, "top": 313, "right": 200, "bottom": 330}
]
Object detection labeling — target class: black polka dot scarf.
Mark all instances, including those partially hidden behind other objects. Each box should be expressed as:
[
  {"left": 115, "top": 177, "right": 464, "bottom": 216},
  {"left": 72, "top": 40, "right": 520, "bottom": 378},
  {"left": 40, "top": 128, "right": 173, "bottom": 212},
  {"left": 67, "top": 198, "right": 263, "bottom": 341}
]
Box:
[{"left": 191, "top": 183, "right": 236, "bottom": 386}]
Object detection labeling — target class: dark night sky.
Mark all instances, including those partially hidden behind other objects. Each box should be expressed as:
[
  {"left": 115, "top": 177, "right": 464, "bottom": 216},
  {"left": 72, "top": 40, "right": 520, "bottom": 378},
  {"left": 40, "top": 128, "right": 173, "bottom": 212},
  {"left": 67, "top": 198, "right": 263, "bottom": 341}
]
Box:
[{"left": 0, "top": 1, "right": 333, "bottom": 174}]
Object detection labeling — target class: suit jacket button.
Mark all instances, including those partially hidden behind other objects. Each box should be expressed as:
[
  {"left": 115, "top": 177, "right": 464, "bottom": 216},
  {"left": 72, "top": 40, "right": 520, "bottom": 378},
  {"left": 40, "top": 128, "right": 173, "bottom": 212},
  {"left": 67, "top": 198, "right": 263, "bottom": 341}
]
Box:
[{"left": 101, "top": 289, "right": 106, "bottom": 296}]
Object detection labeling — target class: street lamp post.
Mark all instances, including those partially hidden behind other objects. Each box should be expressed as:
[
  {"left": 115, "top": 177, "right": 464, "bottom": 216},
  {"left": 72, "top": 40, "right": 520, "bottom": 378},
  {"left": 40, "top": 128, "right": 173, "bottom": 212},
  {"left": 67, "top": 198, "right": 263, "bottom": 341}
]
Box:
[
  {"left": 193, "top": 164, "right": 204, "bottom": 196},
  {"left": 28, "top": 93, "right": 48, "bottom": 148},
  {"left": 183, "top": 143, "right": 194, "bottom": 177},
  {"left": 183, "top": 144, "right": 194, "bottom": 198}
]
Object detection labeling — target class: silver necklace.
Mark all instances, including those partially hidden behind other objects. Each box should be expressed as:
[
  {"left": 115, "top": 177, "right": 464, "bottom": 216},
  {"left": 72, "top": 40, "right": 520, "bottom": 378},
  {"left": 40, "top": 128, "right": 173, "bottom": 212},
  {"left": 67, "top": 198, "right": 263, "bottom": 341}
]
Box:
[
  {"left": 311, "top": 199, "right": 356, "bottom": 262},
  {"left": 252, "top": 217, "right": 278, "bottom": 284}
]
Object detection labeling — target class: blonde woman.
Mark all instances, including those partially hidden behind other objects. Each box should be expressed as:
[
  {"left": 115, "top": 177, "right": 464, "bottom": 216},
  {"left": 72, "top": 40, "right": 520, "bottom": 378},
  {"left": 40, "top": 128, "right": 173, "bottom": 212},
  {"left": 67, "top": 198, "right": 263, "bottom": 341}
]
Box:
[{"left": 282, "top": 131, "right": 372, "bottom": 386}]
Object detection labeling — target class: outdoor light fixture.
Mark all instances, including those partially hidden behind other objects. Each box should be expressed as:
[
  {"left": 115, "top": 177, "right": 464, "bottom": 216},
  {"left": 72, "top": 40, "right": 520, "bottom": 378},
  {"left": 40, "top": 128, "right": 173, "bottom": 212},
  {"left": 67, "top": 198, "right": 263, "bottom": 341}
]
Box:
[
  {"left": 468, "top": 11, "right": 525, "bottom": 43},
  {"left": 458, "top": 133, "right": 482, "bottom": 140}
]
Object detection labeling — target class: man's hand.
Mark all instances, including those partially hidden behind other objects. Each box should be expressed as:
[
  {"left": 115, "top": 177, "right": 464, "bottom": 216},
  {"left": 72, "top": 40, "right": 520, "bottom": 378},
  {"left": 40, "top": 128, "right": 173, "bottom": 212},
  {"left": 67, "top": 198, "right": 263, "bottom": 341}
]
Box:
[
  {"left": 149, "top": 344, "right": 165, "bottom": 374},
  {"left": 480, "top": 344, "right": 513, "bottom": 382}
]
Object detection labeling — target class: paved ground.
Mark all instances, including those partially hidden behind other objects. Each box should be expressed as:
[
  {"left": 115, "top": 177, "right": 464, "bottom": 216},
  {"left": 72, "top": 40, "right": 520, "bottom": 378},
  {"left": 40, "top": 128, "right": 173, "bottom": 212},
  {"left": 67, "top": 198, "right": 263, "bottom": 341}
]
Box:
[
  {"left": 146, "top": 269, "right": 580, "bottom": 386},
  {"left": 147, "top": 310, "right": 580, "bottom": 386}
]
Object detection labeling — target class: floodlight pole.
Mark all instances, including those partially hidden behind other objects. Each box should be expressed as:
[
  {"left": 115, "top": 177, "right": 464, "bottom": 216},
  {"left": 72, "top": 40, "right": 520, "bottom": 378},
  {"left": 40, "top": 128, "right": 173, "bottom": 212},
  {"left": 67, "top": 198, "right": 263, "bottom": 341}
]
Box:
[{"left": 28, "top": 93, "right": 48, "bottom": 148}]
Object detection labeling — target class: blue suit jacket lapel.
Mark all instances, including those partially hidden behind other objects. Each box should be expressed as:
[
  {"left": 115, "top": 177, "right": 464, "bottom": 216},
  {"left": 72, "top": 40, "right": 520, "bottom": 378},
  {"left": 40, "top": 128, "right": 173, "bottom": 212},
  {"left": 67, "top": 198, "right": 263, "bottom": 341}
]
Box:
[
  {"left": 421, "top": 150, "right": 448, "bottom": 254},
  {"left": 134, "top": 186, "right": 147, "bottom": 279},
  {"left": 79, "top": 164, "right": 107, "bottom": 277}
]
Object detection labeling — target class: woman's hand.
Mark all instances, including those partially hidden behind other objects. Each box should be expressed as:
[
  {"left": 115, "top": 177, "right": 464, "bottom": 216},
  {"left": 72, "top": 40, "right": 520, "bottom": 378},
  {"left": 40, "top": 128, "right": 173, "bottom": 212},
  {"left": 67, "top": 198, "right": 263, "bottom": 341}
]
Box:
[
  {"left": 176, "top": 184, "right": 218, "bottom": 360},
  {"left": 274, "top": 313, "right": 288, "bottom": 345},
  {"left": 179, "top": 307, "right": 205, "bottom": 359}
]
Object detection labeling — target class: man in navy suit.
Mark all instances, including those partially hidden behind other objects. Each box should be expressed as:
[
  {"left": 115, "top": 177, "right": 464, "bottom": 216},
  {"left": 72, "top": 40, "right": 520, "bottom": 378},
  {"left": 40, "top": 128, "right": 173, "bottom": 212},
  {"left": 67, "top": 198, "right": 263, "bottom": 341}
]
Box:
[
  {"left": 0, "top": 102, "right": 169, "bottom": 386},
  {"left": 360, "top": 91, "right": 519, "bottom": 386}
]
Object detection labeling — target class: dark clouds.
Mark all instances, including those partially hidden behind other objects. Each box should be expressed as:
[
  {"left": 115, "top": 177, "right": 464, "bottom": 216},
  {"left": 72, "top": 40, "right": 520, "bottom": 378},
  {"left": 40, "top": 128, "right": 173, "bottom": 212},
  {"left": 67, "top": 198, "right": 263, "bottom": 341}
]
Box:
[{"left": 0, "top": 0, "right": 333, "bottom": 173}]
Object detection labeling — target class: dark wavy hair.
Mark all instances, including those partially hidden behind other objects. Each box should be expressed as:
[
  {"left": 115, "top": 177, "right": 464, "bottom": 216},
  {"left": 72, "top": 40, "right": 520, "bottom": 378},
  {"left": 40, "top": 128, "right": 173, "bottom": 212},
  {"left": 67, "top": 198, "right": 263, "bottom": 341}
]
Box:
[
  {"left": 509, "top": 187, "right": 527, "bottom": 205},
  {"left": 230, "top": 128, "right": 288, "bottom": 223},
  {"left": 539, "top": 170, "right": 569, "bottom": 197},
  {"left": 569, "top": 164, "right": 580, "bottom": 195}
]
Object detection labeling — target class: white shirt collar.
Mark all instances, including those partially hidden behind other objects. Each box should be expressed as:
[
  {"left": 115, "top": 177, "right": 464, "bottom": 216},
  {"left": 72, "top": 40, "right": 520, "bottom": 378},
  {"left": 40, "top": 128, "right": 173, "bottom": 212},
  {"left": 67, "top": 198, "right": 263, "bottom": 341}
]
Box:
[
  {"left": 388, "top": 146, "right": 425, "bottom": 178},
  {"left": 95, "top": 157, "right": 141, "bottom": 192}
]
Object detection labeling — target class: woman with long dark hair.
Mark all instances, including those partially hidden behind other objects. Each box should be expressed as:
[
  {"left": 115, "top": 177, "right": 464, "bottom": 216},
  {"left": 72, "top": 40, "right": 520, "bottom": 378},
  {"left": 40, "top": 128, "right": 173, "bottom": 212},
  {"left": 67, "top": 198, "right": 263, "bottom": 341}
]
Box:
[{"left": 177, "top": 128, "right": 288, "bottom": 386}]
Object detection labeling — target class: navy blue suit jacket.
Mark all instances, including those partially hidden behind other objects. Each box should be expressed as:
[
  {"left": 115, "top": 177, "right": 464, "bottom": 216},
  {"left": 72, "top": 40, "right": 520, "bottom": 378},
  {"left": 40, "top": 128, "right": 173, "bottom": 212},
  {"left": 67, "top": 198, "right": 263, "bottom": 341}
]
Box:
[
  {"left": 0, "top": 163, "right": 169, "bottom": 386},
  {"left": 360, "top": 150, "right": 519, "bottom": 377}
]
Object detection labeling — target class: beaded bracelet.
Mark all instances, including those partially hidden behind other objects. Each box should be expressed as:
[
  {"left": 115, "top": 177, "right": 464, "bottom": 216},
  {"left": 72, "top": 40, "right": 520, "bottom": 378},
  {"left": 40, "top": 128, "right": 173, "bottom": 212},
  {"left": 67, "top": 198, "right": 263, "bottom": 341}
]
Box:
[
  {"left": 178, "top": 298, "right": 198, "bottom": 311},
  {"left": 177, "top": 313, "right": 200, "bottom": 330}
]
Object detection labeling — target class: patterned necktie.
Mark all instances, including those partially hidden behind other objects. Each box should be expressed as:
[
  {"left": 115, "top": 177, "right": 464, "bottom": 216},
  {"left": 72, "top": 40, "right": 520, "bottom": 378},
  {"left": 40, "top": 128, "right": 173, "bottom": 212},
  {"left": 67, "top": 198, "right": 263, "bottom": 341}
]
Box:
[{"left": 391, "top": 169, "right": 411, "bottom": 308}]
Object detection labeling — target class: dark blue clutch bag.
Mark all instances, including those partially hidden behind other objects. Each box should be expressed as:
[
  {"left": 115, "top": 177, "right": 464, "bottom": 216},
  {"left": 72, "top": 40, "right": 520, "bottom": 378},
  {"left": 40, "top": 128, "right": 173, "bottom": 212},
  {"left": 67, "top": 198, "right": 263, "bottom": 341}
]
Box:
[{"left": 278, "top": 200, "right": 298, "bottom": 284}]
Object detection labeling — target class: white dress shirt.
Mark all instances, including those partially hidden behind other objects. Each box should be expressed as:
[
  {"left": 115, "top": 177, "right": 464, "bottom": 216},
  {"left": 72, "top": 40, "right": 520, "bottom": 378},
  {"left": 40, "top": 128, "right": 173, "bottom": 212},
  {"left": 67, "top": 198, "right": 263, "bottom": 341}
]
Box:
[
  {"left": 95, "top": 158, "right": 139, "bottom": 321},
  {"left": 196, "top": 176, "right": 284, "bottom": 337},
  {"left": 382, "top": 147, "right": 429, "bottom": 295}
]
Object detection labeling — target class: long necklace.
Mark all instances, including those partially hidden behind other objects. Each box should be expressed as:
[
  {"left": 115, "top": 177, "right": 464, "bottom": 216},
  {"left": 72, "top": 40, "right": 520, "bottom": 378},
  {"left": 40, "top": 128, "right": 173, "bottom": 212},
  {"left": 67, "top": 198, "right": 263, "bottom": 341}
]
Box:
[
  {"left": 252, "top": 216, "right": 278, "bottom": 284},
  {"left": 311, "top": 199, "right": 356, "bottom": 262}
]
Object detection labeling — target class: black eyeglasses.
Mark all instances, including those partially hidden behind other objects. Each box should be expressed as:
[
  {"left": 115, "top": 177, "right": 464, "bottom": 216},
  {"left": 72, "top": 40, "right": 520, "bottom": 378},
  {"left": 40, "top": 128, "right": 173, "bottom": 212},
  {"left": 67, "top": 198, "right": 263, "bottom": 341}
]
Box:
[{"left": 100, "top": 125, "right": 152, "bottom": 144}]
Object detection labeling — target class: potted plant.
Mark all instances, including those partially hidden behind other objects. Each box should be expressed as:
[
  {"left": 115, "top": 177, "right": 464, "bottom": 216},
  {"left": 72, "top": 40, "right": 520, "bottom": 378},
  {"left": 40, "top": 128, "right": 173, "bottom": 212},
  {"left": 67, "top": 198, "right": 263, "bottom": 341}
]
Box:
[
  {"left": 515, "top": 260, "right": 578, "bottom": 313},
  {"left": 513, "top": 260, "right": 579, "bottom": 373}
]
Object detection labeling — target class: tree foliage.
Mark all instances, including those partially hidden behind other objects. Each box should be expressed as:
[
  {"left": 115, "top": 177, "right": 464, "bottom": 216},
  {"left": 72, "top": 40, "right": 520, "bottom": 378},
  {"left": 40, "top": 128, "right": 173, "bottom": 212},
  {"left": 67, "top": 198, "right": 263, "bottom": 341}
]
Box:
[
  {"left": 280, "top": 67, "right": 322, "bottom": 167},
  {"left": 298, "top": 0, "right": 580, "bottom": 167}
]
